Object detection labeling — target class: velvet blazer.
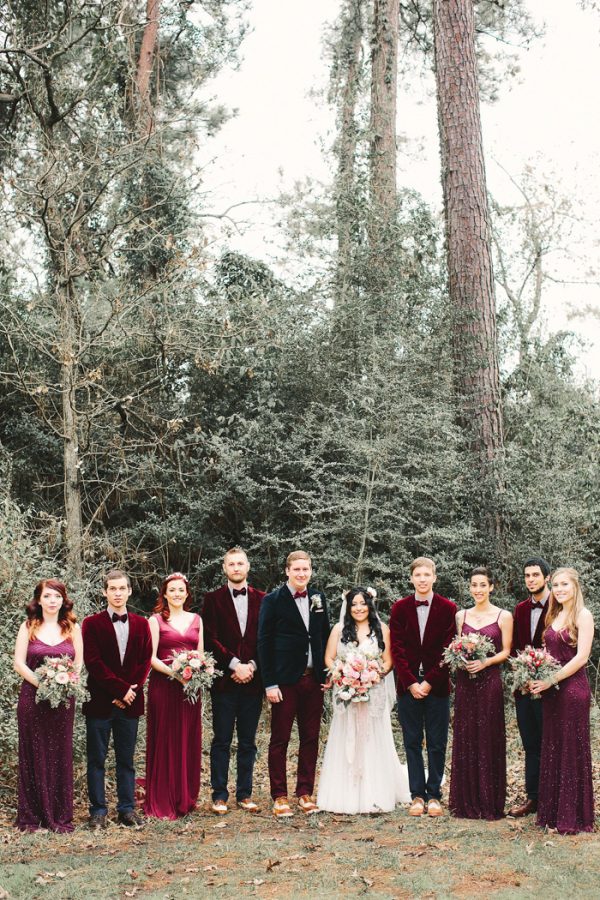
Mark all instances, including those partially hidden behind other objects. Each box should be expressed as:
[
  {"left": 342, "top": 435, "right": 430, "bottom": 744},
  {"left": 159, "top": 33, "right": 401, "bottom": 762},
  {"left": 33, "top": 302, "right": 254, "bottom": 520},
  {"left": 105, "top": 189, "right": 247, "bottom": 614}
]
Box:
[
  {"left": 82, "top": 610, "right": 152, "bottom": 719},
  {"left": 389, "top": 593, "right": 457, "bottom": 698},
  {"left": 512, "top": 596, "right": 549, "bottom": 653},
  {"left": 257, "top": 584, "right": 331, "bottom": 687},
  {"left": 202, "top": 584, "right": 266, "bottom": 695}
]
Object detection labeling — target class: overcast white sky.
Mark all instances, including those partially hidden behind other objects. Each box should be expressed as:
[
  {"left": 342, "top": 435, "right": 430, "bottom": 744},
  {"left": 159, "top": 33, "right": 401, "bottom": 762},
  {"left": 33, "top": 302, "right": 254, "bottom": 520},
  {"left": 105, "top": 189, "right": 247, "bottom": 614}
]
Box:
[{"left": 201, "top": 0, "right": 600, "bottom": 379}]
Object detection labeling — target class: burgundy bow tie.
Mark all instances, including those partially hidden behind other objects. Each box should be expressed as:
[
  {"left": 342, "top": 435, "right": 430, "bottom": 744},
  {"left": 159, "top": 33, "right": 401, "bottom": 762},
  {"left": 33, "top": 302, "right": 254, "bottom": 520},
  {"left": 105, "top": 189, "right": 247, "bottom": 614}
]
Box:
[
  {"left": 531, "top": 600, "right": 545, "bottom": 608},
  {"left": 111, "top": 613, "right": 128, "bottom": 623},
  {"left": 415, "top": 600, "right": 429, "bottom": 607},
  {"left": 294, "top": 590, "right": 308, "bottom": 599},
  {"left": 232, "top": 587, "right": 247, "bottom": 597}
]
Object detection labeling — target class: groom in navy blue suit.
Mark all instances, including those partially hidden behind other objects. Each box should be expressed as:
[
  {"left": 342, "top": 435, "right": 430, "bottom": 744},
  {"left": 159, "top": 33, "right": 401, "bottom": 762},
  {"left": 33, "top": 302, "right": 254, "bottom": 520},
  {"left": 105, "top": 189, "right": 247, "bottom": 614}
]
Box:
[{"left": 257, "top": 550, "right": 330, "bottom": 818}]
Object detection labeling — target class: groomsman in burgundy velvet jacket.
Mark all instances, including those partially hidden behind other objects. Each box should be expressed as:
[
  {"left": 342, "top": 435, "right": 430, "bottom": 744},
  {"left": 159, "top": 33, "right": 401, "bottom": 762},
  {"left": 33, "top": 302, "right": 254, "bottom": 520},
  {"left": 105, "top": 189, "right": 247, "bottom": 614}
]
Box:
[
  {"left": 82, "top": 570, "right": 152, "bottom": 829},
  {"left": 508, "top": 556, "right": 551, "bottom": 817},
  {"left": 257, "top": 550, "right": 330, "bottom": 818},
  {"left": 202, "top": 547, "right": 265, "bottom": 815},
  {"left": 390, "top": 557, "right": 456, "bottom": 818}
]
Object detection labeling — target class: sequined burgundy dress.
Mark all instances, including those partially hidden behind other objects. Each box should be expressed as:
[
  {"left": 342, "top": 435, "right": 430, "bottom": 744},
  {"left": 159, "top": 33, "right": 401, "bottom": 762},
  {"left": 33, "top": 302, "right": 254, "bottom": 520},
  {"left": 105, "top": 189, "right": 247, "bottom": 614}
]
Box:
[
  {"left": 449, "top": 614, "right": 506, "bottom": 819},
  {"left": 537, "top": 626, "right": 594, "bottom": 834},
  {"left": 16, "top": 637, "right": 76, "bottom": 832}
]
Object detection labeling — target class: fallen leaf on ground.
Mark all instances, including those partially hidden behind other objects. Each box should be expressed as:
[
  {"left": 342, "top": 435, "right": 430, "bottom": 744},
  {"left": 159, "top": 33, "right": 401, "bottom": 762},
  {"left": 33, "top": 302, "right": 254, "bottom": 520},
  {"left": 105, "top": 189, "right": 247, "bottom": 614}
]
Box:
[
  {"left": 202, "top": 865, "right": 217, "bottom": 872},
  {"left": 266, "top": 858, "right": 281, "bottom": 872},
  {"left": 126, "top": 869, "right": 139, "bottom": 879}
]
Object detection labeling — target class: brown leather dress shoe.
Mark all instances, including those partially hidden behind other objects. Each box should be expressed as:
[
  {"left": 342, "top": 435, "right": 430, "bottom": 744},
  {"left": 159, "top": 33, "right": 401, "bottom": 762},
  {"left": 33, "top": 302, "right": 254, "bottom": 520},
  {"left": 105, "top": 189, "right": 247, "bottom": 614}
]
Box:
[
  {"left": 508, "top": 799, "right": 537, "bottom": 817},
  {"left": 408, "top": 797, "right": 426, "bottom": 816}
]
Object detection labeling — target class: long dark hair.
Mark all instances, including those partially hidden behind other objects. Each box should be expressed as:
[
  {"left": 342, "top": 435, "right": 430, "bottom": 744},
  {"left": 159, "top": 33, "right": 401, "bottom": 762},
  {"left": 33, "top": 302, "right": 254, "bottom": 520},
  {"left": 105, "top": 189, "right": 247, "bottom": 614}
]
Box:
[
  {"left": 26, "top": 579, "right": 76, "bottom": 640},
  {"left": 341, "top": 587, "right": 385, "bottom": 651}
]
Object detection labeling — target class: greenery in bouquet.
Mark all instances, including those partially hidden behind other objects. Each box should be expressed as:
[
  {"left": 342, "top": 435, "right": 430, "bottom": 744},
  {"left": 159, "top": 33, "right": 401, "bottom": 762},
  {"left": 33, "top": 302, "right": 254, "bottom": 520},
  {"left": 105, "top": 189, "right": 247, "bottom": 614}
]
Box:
[
  {"left": 35, "top": 655, "right": 89, "bottom": 708},
  {"left": 509, "top": 645, "right": 561, "bottom": 700},
  {"left": 441, "top": 633, "right": 496, "bottom": 679},
  {"left": 325, "top": 645, "right": 384, "bottom": 707},
  {"left": 168, "top": 649, "right": 221, "bottom": 703}
]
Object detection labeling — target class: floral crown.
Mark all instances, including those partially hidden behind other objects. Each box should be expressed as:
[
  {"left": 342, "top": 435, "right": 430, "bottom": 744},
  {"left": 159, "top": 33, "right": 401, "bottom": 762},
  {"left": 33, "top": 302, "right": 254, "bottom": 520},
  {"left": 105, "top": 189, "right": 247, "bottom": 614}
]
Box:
[
  {"left": 341, "top": 586, "right": 377, "bottom": 601},
  {"left": 165, "top": 571, "right": 189, "bottom": 584}
]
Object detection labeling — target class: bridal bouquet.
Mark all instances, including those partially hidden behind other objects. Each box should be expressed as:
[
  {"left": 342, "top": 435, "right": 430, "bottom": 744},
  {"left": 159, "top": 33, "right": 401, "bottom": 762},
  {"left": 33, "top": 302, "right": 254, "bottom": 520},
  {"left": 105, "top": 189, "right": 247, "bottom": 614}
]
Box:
[
  {"left": 168, "top": 649, "right": 221, "bottom": 703},
  {"left": 325, "top": 646, "right": 384, "bottom": 707},
  {"left": 441, "top": 633, "right": 496, "bottom": 679},
  {"left": 508, "top": 646, "right": 561, "bottom": 700},
  {"left": 35, "top": 655, "right": 89, "bottom": 708}
]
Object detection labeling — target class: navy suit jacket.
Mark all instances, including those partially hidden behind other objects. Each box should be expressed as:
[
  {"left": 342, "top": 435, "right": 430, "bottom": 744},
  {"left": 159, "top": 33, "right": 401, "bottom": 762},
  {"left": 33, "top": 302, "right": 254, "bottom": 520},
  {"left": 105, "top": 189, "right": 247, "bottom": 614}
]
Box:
[
  {"left": 202, "top": 584, "right": 265, "bottom": 695},
  {"left": 82, "top": 610, "right": 152, "bottom": 719},
  {"left": 257, "top": 584, "right": 331, "bottom": 687}
]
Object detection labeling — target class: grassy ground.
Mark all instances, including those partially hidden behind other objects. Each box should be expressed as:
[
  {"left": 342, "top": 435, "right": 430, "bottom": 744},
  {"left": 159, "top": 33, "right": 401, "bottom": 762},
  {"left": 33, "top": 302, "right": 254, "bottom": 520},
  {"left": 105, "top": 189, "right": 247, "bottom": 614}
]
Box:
[{"left": 1, "top": 710, "right": 600, "bottom": 899}]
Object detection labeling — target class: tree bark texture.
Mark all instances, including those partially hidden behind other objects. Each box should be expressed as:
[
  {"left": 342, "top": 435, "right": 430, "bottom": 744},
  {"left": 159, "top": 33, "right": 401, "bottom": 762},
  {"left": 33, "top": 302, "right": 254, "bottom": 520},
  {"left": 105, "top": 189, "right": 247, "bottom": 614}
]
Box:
[
  {"left": 335, "top": 0, "right": 364, "bottom": 305},
  {"left": 432, "top": 0, "right": 504, "bottom": 467},
  {"left": 369, "top": 0, "right": 399, "bottom": 252},
  {"left": 135, "top": 0, "right": 160, "bottom": 135}
]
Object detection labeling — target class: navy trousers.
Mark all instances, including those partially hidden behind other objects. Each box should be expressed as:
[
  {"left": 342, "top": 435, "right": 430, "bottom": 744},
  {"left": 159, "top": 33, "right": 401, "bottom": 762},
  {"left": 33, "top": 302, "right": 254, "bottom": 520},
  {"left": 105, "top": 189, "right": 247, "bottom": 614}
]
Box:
[
  {"left": 515, "top": 693, "right": 544, "bottom": 800},
  {"left": 397, "top": 690, "right": 450, "bottom": 802},
  {"left": 86, "top": 709, "right": 139, "bottom": 815},
  {"left": 210, "top": 688, "right": 263, "bottom": 802}
]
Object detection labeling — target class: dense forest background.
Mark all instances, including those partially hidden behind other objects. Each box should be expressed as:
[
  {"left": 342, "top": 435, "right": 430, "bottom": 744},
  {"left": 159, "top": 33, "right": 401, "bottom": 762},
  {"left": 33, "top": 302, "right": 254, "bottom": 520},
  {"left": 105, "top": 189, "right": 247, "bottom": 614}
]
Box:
[{"left": 1, "top": 0, "right": 599, "bottom": 756}]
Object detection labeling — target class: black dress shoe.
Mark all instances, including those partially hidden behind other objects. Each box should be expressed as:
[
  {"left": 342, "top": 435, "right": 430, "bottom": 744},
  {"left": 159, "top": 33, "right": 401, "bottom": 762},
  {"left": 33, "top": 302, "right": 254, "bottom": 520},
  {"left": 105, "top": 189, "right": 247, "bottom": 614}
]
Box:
[
  {"left": 88, "top": 813, "right": 108, "bottom": 830},
  {"left": 117, "top": 810, "right": 144, "bottom": 827},
  {"left": 508, "top": 799, "right": 537, "bottom": 817}
]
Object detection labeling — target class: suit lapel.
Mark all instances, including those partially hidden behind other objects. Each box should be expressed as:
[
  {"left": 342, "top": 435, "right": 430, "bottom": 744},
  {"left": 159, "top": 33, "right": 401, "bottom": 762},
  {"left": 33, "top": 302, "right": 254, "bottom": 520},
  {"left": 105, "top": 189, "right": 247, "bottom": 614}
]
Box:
[
  {"left": 421, "top": 594, "right": 436, "bottom": 647},
  {"left": 283, "top": 585, "right": 309, "bottom": 632},
  {"left": 222, "top": 586, "right": 243, "bottom": 640},
  {"left": 532, "top": 599, "right": 548, "bottom": 644},
  {"left": 103, "top": 609, "right": 124, "bottom": 666},
  {"left": 407, "top": 595, "right": 421, "bottom": 644}
]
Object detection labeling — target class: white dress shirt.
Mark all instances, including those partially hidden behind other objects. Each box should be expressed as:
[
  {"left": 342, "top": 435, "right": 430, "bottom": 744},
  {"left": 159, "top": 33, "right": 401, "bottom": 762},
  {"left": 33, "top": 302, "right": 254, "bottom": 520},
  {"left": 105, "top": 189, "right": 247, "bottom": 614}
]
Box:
[{"left": 107, "top": 603, "right": 129, "bottom": 664}]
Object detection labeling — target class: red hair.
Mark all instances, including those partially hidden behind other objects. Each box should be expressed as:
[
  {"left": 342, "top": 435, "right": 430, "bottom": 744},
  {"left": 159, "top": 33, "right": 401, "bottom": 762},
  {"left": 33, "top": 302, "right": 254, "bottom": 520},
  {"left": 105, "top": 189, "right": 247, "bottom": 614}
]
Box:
[
  {"left": 153, "top": 572, "right": 193, "bottom": 620},
  {"left": 26, "top": 579, "right": 76, "bottom": 640}
]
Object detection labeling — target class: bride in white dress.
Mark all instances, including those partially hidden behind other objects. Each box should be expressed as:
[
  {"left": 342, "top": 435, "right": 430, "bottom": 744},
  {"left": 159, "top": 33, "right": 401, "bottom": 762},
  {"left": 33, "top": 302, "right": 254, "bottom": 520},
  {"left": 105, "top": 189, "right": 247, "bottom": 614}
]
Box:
[{"left": 317, "top": 587, "right": 410, "bottom": 813}]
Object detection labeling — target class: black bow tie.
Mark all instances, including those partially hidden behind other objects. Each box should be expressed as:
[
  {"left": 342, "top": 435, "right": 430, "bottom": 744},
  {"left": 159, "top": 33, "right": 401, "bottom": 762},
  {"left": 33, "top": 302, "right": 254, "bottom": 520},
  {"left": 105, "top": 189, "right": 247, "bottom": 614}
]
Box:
[
  {"left": 415, "top": 600, "right": 429, "bottom": 607},
  {"left": 232, "top": 587, "right": 247, "bottom": 597},
  {"left": 294, "top": 590, "right": 308, "bottom": 599},
  {"left": 111, "top": 613, "right": 128, "bottom": 623},
  {"left": 531, "top": 601, "right": 545, "bottom": 608}
]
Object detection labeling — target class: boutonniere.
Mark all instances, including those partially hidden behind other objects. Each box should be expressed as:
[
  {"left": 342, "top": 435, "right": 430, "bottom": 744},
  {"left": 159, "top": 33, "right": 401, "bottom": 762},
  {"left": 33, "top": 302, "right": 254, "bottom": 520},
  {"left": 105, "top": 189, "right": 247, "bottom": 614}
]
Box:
[{"left": 310, "top": 594, "right": 324, "bottom": 613}]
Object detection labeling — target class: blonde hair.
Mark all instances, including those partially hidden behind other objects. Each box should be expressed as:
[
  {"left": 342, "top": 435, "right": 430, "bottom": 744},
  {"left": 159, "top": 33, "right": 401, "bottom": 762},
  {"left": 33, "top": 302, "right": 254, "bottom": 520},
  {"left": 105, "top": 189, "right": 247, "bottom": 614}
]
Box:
[
  {"left": 286, "top": 550, "right": 311, "bottom": 567},
  {"left": 223, "top": 546, "right": 248, "bottom": 563},
  {"left": 410, "top": 557, "right": 436, "bottom": 576},
  {"left": 544, "top": 567, "right": 585, "bottom": 647}
]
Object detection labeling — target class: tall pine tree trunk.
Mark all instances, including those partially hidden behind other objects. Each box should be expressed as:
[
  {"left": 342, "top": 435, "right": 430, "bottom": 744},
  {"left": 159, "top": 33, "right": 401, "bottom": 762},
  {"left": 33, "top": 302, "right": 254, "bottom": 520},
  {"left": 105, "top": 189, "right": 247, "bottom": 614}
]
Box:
[
  {"left": 368, "top": 0, "right": 399, "bottom": 260},
  {"left": 433, "top": 0, "right": 504, "bottom": 546},
  {"left": 334, "top": 0, "right": 364, "bottom": 306}
]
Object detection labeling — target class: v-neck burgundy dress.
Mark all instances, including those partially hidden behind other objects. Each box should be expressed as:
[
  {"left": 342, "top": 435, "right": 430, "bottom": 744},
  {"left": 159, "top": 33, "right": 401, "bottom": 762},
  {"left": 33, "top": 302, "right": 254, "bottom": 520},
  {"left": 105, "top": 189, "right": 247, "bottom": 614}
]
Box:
[{"left": 144, "top": 614, "right": 202, "bottom": 818}]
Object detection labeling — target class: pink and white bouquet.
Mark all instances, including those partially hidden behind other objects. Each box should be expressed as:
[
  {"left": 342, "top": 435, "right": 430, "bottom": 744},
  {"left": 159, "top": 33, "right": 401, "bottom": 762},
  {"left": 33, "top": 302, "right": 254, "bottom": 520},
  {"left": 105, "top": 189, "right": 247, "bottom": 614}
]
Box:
[
  {"left": 35, "top": 655, "right": 89, "bottom": 708},
  {"left": 441, "top": 633, "right": 496, "bottom": 679},
  {"left": 509, "top": 645, "right": 561, "bottom": 700},
  {"left": 325, "top": 645, "right": 384, "bottom": 707},
  {"left": 168, "top": 649, "right": 221, "bottom": 703}
]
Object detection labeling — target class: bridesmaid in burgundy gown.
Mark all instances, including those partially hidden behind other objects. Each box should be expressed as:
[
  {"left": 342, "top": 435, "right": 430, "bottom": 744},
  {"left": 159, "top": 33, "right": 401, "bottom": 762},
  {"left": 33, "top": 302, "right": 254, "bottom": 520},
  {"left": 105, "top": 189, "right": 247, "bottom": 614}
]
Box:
[
  {"left": 531, "top": 567, "right": 594, "bottom": 834},
  {"left": 13, "top": 579, "right": 83, "bottom": 832},
  {"left": 144, "top": 573, "right": 203, "bottom": 819},
  {"left": 449, "top": 567, "right": 513, "bottom": 820}
]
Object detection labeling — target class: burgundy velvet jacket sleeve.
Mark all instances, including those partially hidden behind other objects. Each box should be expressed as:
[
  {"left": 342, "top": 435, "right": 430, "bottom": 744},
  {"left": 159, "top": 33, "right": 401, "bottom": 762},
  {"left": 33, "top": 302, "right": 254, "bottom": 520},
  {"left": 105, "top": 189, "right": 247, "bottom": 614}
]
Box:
[
  {"left": 127, "top": 615, "right": 152, "bottom": 689},
  {"left": 389, "top": 599, "right": 417, "bottom": 691},
  {"left": 202, "top": 589, "right": 236, "bottom": 670}
]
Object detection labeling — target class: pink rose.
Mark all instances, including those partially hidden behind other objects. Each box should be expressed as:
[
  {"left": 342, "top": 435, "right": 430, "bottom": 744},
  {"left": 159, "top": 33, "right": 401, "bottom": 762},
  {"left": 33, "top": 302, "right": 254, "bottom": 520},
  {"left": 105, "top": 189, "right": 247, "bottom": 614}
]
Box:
[
  {"left": 182, "top": 666, "right": 193, "bottom": 681},
  {"left": 55, "top": 672, "right": 69, "bottom": 685}
]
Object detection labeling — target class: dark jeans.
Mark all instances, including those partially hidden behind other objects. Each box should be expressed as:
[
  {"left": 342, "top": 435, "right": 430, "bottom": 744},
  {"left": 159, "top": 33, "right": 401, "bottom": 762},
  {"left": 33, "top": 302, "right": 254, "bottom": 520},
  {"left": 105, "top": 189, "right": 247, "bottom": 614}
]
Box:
[
  {"left": 397, "top": 690, "right": 450, "bottom": 802},
  {"left": 86, "top": 709, "right": 139, "bottom": 815},
  {"left": 515, "top": 693, "right": 544, "bottom": 800},
  {"left": 268, "top": 676, "right": 324, "bottom": 800},
  {"left": 210, "top": 688, "right": 263, "bottom": 802}
]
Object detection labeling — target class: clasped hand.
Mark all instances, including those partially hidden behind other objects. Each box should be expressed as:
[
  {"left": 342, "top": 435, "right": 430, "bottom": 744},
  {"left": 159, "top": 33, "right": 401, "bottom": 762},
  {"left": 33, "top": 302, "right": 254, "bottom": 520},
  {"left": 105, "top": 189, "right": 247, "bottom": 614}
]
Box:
[
  {"left": 529, "top": 679, "right": 550, "bottom": 694},
  {"left": 231, "top": 663, "right": 255, "bottom": 684},
  {"left": 465, "top": 659, "right": 487, "bottom": 674},
  {"left": 112, "top": 683, "right": 138, "bottom": 709},
  {"left": 409, "top": 680, "right": 432, "bottom": 700}
]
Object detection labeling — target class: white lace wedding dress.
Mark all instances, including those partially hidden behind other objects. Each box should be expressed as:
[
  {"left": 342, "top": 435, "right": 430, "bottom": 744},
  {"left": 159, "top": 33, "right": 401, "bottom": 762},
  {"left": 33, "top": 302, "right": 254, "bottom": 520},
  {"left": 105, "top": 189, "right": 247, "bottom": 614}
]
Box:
[{"left": 317, "top": 635, "right": 410, "bottom": 813}]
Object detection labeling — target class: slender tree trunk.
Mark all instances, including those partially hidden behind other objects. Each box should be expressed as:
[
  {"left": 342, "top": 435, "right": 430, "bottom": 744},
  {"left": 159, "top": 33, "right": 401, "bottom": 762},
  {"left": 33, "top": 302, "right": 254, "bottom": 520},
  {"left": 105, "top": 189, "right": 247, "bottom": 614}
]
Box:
[
  {"left": 334, "top": 0, "right": 364, "bottom": 306},
  {"left": 59, "top": 281, "right": 84, "bottom": 577},
  {"left": 432, "top": 0, "right": 504, "bottom": 490},
  {"left": 368, "top": 0, "right": 399, "bottom": 256},
  {"left": 135, "top": 0, "right": 160, "bottom": 136}
]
